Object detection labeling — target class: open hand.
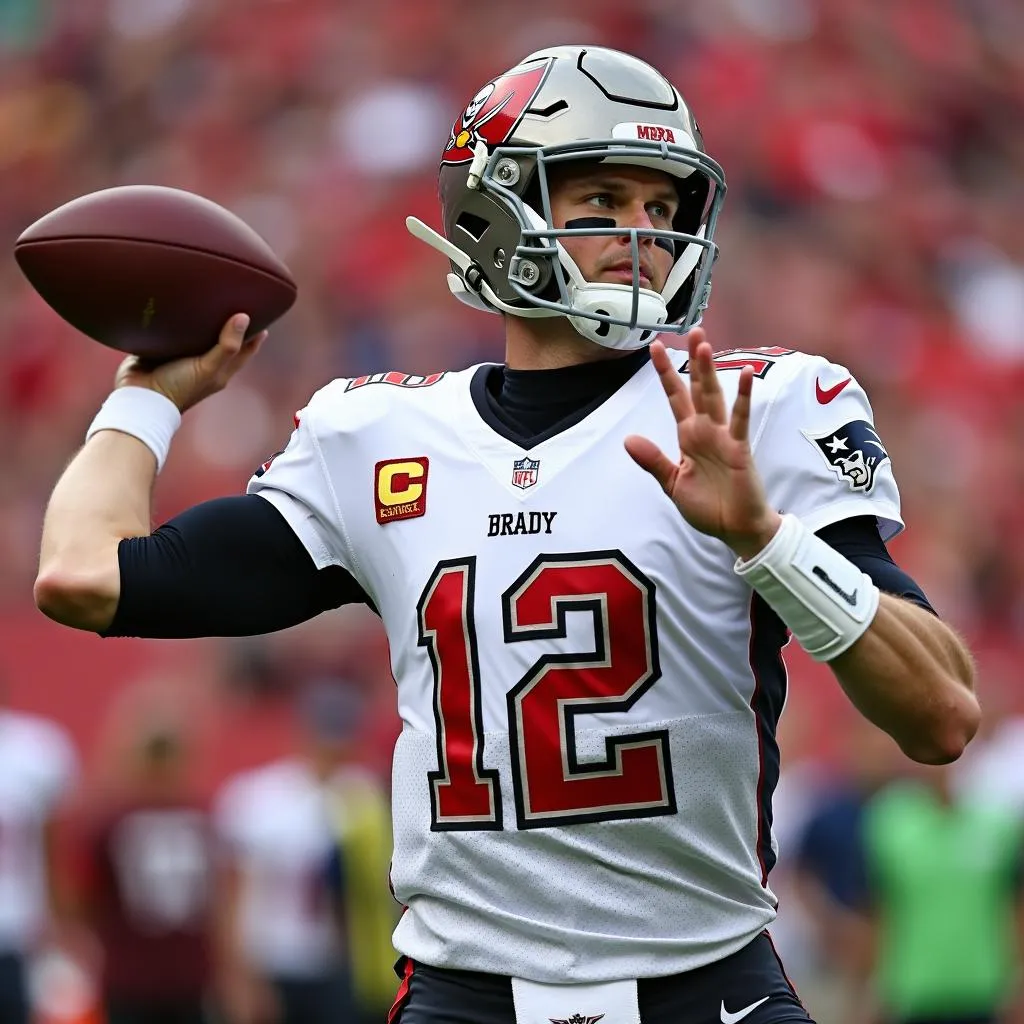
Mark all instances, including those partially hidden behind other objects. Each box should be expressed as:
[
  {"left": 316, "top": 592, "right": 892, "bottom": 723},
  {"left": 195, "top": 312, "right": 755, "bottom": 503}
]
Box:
[
  {"left": 624, "top": 329, "right": 781, "bottom": 559},
  {"left": 115, "top": 313, "right": 268, "bottom": 413}
]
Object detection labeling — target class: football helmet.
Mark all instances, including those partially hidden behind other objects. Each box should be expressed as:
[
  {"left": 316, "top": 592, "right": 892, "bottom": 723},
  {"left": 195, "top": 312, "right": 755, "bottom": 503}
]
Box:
[{"left": 407, "top": 45, "right": 726, "bottom": 350}]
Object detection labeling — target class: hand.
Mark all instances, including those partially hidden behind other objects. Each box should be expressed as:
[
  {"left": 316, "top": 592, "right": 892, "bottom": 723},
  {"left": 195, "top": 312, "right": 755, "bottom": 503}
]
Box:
[
  {"left": 624, "top": 329, "right": 782, "bottom": 559},
  {"left": 114, "top": 313, "right": 268, "bottom": 413}
]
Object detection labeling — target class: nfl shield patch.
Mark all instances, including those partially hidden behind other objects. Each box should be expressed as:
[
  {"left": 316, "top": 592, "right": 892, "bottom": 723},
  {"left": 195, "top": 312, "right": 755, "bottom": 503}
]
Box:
[
  {"left": 803, "top": 419, "right": 890, "bottom": 493},
  {"left": 512, "top": 457, "right": 540, "bottom": 490}
]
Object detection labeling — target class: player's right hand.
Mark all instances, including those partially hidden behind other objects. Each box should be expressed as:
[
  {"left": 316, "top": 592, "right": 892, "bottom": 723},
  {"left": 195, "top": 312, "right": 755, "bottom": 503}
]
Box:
[
  {"left": 624, "top": 330, "right": 782, "bottom": 560},
  {"left": 114, "top": 313, "right": 268, "bottom": 413}
]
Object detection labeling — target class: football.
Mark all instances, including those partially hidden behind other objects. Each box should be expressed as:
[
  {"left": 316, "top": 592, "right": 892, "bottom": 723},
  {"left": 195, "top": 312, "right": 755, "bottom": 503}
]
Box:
[{"left": 13, "top": 185, "right": 297, "bottom": 361}]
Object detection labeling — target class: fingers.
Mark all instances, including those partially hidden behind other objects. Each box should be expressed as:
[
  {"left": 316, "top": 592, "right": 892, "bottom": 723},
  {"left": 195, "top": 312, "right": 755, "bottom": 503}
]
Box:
[
  {"left": 191, "top": 313, "right": 265, "bottom": 390},
  {"left": 220, "top": 313, "right": 250, "bottom": 355},
  {"left": 623, "top": 433, "right": 678, "bottom": 494},
  {"left": 687, "top": 329, "right": 727, "bottom": 424},
  {"left": 649, "top": 340, "right": 694, "bottom": 424},
  {"left": 730, "top": 365, "right": 754, "bottom": 442},
  {"left": 200, "top": 313, "right": 261, "bottom": 369},
  {"left": 235, "top": 330, "right": 269, "bottom": 369}
]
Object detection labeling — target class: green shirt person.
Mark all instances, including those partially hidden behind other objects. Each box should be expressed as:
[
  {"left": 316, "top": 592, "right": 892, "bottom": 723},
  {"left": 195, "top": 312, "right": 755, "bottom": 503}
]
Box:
[{"left": 861, "top": 767, "right": 1024, "bottom": 1024}]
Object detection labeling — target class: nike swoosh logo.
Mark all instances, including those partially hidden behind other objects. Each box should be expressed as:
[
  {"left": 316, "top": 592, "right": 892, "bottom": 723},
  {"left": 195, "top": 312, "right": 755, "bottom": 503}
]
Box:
[
  {"left": 720, "top": 996, "right": 770, "bottom": 1024},
  {"left": 812, "top": 566, "right": 858, "bottom": 606},
  {"left": 815, "top": 376, "right": 852, "bottom": 404}
]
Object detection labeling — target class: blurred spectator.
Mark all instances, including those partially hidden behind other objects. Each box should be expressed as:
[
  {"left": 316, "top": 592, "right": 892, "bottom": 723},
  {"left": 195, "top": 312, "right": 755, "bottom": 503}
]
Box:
[
  {"left": 66, "top": 709, "right": 214, "bottom": 1024},
  {"left": 0, "top": 702, "right": 78, "bottom": 1024},
  {"left": 858, "top": 763, "right": 1024, "bottom": 1024},
  {"left": 788, "top": 721, "right": 904, "bottom": 1023},
  {"left": 212, "top": 680, "right": 394, "bottom": 1024},
  {"left": 954, "top": 698, "right": 1024, "bottom": 817},
  {"left": 323, "top": 749, "right": 396, "bottom": 1024}
]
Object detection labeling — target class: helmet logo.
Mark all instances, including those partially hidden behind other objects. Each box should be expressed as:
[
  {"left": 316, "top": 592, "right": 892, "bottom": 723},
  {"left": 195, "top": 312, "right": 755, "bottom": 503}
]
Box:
[{"left": 442, "top": 60, "right": 553, "bottom": 165}]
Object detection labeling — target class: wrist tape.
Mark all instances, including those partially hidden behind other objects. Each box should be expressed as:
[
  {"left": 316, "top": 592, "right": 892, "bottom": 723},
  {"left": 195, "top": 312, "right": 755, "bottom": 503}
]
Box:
[
  {"left": 85, "top": 387, "right": 182, "bottom": 473},
  {"left": 734, "top": 513, "right": 880, "bottom": 662}
]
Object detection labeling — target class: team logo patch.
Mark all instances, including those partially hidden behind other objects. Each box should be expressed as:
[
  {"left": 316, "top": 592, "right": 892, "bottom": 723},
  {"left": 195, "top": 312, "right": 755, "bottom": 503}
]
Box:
[
  {"left": 511, "top": 456, "right": 540, "bottom": 490},
  {"left": 441, "top": 59, "right": 552, "bottom": 165},
  {"left": 803, "top": 419, "right": 889, "bottom": 494},
  {"left": 375, "top": 458, "right": 429, "bottom": 524},
  {"left": 549, "top": 1015, "right": 605, "bottom": 1024}
]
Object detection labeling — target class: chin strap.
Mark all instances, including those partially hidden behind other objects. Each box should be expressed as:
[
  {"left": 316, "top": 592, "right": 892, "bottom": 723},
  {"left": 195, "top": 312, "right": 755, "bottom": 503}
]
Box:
[{"left": 405, "top": 216, "right": 556, "bottom": 318}]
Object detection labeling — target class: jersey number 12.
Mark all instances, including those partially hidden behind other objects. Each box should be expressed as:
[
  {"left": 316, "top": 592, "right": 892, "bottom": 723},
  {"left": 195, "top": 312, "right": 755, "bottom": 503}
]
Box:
[{"left": 416, "top": 552, "right": 676, "bottom": 831}]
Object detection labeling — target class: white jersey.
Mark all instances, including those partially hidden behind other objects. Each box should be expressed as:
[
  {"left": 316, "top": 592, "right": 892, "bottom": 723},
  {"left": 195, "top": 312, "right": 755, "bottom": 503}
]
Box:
[
  {"left": 213, "top": 759, "right": 348, "bottom": 978},
  {"left": 248, "top": 346, "right": 902, "bottom": 982},
  {"left": 0, "top": 711, "right": 77, "bottom": 951}
]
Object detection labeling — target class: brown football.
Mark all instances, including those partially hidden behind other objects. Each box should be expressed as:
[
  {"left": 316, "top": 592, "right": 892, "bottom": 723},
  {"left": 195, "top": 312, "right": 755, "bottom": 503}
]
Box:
[{"left": 14, "top": 185, "right": 297, "bottom": 360}]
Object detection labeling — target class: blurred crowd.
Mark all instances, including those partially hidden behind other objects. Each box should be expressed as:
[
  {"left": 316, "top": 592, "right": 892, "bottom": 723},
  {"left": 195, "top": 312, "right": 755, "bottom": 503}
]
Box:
[
  {"left": 1, "top": 677, "right": 396, "bottom": 1024},
  {"left": 2, "top": 0, "right": 1024, "bottom": 1022}
]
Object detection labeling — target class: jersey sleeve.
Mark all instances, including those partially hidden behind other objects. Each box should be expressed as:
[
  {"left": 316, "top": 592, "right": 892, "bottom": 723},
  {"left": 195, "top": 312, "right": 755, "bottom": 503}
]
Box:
[
  {"left": 246, "top": 384, "right": 355, "bottom": 575},
  {"left": 751, "top": 357, "right": 903, "bottom": 540}
]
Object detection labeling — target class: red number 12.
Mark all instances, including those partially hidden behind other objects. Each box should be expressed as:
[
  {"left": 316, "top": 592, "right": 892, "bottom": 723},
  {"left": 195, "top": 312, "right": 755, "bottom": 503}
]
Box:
[{"left": 417, "top": 552, "right": 674, "bottom": 831}]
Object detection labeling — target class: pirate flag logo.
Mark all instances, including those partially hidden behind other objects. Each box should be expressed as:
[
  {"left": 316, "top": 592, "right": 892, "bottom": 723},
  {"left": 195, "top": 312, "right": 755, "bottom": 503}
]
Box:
[{"left": 442, "top": 59, "right": 553, "bottom": 165}]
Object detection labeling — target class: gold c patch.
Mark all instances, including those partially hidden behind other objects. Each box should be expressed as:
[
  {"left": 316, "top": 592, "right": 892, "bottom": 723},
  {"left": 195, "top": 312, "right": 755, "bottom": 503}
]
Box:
[{"left": 374, "top": 458, "right": 429, "bottom": 524}]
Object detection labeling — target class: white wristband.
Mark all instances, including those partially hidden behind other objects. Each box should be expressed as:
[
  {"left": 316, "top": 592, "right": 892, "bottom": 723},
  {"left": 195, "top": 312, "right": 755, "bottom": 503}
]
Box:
[
  {"left": 85, "top": 386, "right": 182, "bottom": 473},
  {"left": 734, "top": 513, "right": 880, "bottom": 662}
]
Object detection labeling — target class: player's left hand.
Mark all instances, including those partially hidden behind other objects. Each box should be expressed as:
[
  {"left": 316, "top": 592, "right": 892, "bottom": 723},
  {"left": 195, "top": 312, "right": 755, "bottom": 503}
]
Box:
[{"left": 624, "top": 329, "right": 782, "bottom": 559}]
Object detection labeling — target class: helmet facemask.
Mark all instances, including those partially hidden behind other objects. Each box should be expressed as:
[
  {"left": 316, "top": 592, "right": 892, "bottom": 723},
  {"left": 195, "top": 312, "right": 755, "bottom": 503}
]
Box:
[
  {"left": 495, "top": 141, "right": 723, "bottom": 349},
  {"left": 435, "top": 140, "right": 725, "bottom": 350}
]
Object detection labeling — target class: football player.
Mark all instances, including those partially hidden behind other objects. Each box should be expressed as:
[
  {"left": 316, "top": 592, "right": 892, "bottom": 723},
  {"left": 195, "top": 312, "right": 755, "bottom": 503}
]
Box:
[
  {"left": 0, "top": 704, "right": 78, "bottom": 1024},
  {"left": 70, "top": 716, "right": 214, "bottom": 1024},
  {"left": 35, "top": 46, "right": 979, "bottom": 1024}
]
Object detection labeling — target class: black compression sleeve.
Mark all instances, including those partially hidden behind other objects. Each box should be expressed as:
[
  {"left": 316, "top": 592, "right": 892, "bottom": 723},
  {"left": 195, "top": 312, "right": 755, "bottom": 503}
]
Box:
[
  {"left": 817, "top": 516, "right": 935, "bottom": 614},
  {"left": 104, "top": 494, "right": 369, "bottom": 639}
]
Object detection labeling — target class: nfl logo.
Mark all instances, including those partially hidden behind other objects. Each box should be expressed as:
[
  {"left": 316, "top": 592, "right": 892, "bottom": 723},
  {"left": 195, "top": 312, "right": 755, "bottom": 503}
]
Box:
[{"left": 511, "top": 457, "right": 540, "bottom": 490}]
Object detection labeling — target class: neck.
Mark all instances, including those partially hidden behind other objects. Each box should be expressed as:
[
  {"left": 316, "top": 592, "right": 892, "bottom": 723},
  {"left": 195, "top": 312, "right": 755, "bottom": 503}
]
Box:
[{"left": 504, "top": 315, "right": 635, "bottom": 370}]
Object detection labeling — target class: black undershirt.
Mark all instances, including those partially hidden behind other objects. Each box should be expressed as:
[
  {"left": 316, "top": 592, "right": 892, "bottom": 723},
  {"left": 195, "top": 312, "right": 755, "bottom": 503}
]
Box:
[
  {"left": 473, "top": 347, "right": 652, "bottom": 448},
  {"left": 106, "top": 355, "right": 932, "bottom": 639}
]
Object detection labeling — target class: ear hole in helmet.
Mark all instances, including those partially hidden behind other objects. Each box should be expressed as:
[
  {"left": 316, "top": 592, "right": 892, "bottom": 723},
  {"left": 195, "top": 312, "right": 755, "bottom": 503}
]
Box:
[{"left": 455, "top": 211, "right": 490, "bottom": 242}]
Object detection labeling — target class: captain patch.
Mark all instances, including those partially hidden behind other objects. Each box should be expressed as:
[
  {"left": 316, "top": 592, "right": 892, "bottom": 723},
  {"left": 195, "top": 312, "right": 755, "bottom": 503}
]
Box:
[
  {"left": 803, "top": 419, "right": 890, "bottom": 494},
  {"left": 375, "top": 458, "right": 429, "bottom": 524}
]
